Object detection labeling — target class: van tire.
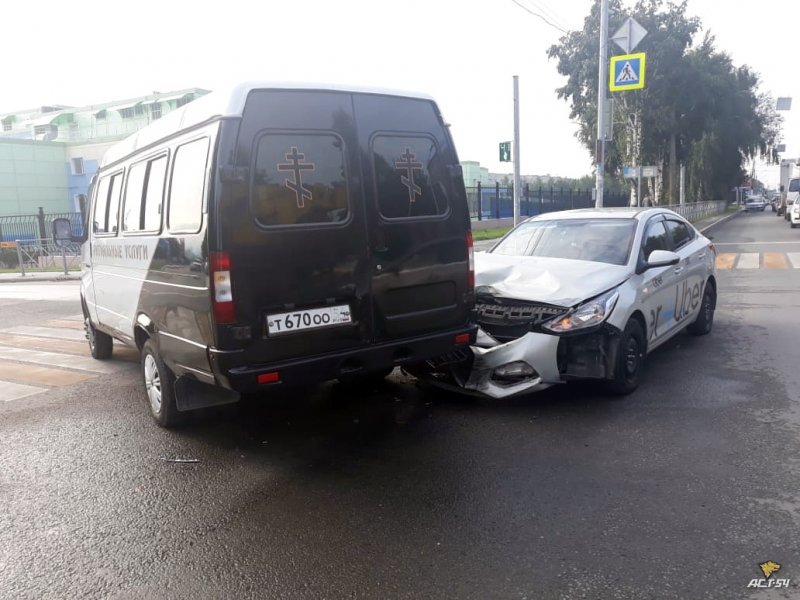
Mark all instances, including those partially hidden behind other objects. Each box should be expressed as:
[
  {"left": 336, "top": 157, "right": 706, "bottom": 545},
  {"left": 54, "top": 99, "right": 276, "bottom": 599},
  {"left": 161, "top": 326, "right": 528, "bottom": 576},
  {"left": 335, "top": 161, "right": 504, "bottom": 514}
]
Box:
[
  {"left": 85, "top": 315, "right": 113, "bottom": 360},
  {"left": 605, "top": 319, "right": 646, "bottom": 396},
  {"left": 141, "top": 339, "right": 183, "bottom": 428}
]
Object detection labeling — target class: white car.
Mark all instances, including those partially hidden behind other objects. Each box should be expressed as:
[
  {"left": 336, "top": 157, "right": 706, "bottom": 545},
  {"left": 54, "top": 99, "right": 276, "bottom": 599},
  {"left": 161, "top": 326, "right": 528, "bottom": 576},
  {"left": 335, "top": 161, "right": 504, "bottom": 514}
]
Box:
[
  {"left": 790, "top": 201, "right": 800, "bottom": 228},
  {"left": 414, "top": 208, "right": 717, "bottom": 398},
  {"left": 744, "top": 196, "right": 766, "bottom": 212}
]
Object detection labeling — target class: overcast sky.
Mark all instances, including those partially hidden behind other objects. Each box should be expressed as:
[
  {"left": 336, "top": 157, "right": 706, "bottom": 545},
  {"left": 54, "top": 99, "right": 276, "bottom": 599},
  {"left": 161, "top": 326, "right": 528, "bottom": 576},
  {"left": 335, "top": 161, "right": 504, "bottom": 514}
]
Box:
[{"left": 3, "top": 0, "right": 798, "bottom": 186}]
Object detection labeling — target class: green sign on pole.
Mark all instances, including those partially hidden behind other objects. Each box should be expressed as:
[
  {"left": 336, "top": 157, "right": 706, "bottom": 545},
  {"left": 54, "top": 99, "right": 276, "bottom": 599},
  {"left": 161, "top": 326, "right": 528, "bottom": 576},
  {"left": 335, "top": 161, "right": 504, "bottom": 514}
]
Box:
[{"left": 499, "top": 141, "right": 511, "bottom": 162}]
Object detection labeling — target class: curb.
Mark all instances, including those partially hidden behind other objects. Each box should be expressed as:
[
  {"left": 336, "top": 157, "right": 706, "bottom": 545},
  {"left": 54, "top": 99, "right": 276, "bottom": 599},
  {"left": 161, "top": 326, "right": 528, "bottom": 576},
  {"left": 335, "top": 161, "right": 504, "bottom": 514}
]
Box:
[
  {"left": 0, "top": 275, "right": 79, "bottom": 284},
  {"left": 698, "top": 210, "right": 740, "bottom": 235}
]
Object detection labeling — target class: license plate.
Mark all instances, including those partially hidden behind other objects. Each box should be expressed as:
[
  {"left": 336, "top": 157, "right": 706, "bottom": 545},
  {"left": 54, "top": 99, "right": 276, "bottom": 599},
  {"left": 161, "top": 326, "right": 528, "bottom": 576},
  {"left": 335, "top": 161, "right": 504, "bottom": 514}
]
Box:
[{"left": 266, "top": 304, "right": 352, "bottom": 336}]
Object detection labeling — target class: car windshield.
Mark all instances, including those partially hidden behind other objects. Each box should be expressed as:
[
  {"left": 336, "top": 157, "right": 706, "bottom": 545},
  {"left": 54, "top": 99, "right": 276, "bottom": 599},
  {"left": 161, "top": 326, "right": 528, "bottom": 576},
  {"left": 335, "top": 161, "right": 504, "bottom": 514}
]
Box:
[
  {"left": 491, "top": 218, "right": 637, "bottom": 265},
  {"left": 790, "top": 179, "right": 800, "bottom": 192}
]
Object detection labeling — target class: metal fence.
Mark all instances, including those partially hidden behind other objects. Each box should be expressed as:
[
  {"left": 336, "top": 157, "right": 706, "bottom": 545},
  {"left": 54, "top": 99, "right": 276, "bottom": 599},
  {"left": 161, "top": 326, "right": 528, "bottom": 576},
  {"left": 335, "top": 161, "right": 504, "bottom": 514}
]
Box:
[
  {"left": 467, "top": 184, "right": 727, "bottom": 222},
  {"left": 13, "top": 238, "right": 82, "bottom": 275},
  {"left": 467, "top": 183, "right": 631, "bottom": 220},
  {"left": 0, "top": 209, "right": 84, "bottom": 243}
]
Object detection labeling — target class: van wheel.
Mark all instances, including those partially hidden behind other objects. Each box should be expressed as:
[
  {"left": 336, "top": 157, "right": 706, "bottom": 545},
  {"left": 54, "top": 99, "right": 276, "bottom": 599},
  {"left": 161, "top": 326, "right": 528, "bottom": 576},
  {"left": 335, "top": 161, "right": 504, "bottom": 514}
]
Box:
[
  {"left": 605, "top": 319, "right": 646, "bottom": 396},
  {"left": 141, "top": 339, "right": 183, "bottom": 428},
  {"left": 85, "top": 315, "right": 113, "bottom": 360},
  {"left": 687, "top": 284, "right": 715, "bottom": 336}
]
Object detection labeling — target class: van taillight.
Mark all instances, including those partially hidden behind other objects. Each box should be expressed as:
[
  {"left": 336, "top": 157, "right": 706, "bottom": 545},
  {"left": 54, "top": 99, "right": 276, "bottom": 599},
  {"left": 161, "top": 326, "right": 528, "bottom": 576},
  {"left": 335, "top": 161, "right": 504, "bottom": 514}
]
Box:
[
  {"left": 210, "top": 251, "right": 237, "bottom": 324},
  {"left": 467, "top": 231, "right": 475, "bottom": 289}
]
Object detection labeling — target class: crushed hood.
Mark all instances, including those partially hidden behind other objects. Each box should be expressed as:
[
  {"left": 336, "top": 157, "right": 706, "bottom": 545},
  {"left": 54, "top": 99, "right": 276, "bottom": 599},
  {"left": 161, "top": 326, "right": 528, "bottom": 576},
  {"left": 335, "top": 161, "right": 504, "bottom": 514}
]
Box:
[{"left": 475, "top": 252, "right": 632, "bottom": 307}]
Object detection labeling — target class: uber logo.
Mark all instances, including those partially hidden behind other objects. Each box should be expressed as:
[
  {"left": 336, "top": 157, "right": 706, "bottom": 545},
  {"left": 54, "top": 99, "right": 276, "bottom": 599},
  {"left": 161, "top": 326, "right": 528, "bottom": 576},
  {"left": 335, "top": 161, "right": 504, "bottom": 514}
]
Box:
[{"left": 673, "top": 279, "right": 703, "bottom": 323}]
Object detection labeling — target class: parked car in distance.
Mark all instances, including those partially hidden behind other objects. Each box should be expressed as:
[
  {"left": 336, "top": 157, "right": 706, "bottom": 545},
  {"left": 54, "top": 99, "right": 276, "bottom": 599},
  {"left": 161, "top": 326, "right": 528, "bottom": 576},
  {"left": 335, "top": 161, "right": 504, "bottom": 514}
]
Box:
[
  {"left": 80, "top": 82, "right": 476, "bottom": 427},
  {"left": 411, "top": 208, "right": 717, "bottom": 399},
  {"left": 787, "top": 178, "right": 800, "bottom": 222},
  {"left": 744, "top": 196, "right": 766, "bottom": 212}
]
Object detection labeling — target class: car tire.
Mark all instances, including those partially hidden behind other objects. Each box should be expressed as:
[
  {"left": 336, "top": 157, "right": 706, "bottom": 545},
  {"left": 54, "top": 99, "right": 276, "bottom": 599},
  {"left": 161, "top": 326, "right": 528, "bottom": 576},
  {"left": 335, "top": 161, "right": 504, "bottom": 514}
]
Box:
[
  {"left": 84, "top": 312, "right": 113, "bottom": 360},
  {"left": 687, "top": 283, "right": 715, "bottom": 336},
  {"left": 605, "top": 319, "right": 646, "bottom": 396},
  {"left": 141, "top": 339, "right": 183, "bottom": 428}
]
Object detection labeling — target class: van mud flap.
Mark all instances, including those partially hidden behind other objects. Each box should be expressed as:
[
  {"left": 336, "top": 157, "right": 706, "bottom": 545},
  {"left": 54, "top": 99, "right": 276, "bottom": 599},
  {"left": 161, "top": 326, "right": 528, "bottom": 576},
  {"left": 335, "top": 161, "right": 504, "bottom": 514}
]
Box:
[{"left": 174, "top": 377, "right": 240, "bottom": 412}]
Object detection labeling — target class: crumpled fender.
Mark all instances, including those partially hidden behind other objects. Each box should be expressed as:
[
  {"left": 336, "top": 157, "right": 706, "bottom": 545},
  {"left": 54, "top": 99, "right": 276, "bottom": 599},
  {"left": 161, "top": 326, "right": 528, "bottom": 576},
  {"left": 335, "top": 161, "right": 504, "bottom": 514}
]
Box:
[{"left": 465, "top": 330, "right": 562, "bottom": 399}]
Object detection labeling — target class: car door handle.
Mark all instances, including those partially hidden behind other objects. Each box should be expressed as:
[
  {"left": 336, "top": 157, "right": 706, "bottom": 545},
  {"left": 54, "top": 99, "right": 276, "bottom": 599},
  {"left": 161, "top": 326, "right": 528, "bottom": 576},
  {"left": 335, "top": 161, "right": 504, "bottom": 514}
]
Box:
[
  {"left": 674, "top": 266, "right": 684, "bottom": 274},
  {"left": 697, "top": 253, "right": 706, "bottom": 259}
]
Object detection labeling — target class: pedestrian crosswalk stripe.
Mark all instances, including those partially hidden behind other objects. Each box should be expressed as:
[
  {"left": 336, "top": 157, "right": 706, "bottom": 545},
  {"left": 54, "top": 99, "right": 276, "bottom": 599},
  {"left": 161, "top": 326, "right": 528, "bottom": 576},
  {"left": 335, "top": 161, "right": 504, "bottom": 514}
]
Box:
[
  {"left": 1, "top": 325, "right": 87, "bottom": 342},
  {"left": 0, "top": 381, "right": 46, "bottom": 403},
  {"left": 0, "top": 345, "right": 126, "bottom": 373},
  {"left": 736, "top": 253, "right": 759, "bottom": 269},
  {"left": 0, "top": 333, "right": 91, "bottom": 356},
  {"left": 0, "top": 363, "right": 95, "bottom": 387},
  {"left": 715, "top": 252, "right": 800, "bottom": 270},
  {"left": 763, "top": 252, "right": 788, "bottom": 269},
  {"left": 42, "top": 319, "right": 86, "bottom": 330},
  {"left": 716, "top": 253, "right": 736, "bottom": 269}
]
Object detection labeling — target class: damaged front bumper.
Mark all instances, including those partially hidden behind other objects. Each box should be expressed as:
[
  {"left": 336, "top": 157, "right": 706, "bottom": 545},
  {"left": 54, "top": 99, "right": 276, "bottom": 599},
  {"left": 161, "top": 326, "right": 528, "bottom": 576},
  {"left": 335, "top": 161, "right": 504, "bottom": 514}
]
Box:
[{"left": 413, "top": 324, "right": 622, "bottom": 399}]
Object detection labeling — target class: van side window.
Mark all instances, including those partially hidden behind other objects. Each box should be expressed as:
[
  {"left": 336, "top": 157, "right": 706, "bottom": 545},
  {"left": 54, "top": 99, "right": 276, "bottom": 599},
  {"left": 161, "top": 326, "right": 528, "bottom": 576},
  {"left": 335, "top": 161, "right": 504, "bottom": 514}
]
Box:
[
  {"left": 93, "top": 172, "right": 123, "bottom": 235},
  {"left": 169, "top": 138, "right": 209, "bottom": 233},
  {"left": 372, "top": 135, "right": 448, "bottom": 219},
  {"left": 124, "top": 155, "right": 167, "bottom": 233},
  {"left": 251, "top": 133, "right": 349, "bottom": 227}
]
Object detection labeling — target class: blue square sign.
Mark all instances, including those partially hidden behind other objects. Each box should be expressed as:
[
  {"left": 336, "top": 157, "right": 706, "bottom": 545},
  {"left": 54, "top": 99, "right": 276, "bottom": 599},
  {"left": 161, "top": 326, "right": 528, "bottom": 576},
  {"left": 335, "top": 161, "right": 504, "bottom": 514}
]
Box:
[{"left": 610, "top": 53, "right": 646, "bottom": 92}]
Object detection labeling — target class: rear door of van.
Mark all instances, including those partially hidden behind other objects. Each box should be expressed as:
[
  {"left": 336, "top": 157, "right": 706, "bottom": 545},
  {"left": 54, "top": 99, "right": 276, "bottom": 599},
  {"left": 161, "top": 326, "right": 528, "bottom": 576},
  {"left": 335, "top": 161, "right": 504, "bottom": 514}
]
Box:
[{"left": 222, "top": 89, "right": 470, "bottom": 367}]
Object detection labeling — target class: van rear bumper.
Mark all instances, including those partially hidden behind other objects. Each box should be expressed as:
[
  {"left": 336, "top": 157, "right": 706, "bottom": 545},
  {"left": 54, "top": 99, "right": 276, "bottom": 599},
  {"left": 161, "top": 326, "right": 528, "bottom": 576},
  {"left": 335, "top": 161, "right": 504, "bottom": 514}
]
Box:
[{"left": 209, "top": 325, "right": 477, "bottom": 393}]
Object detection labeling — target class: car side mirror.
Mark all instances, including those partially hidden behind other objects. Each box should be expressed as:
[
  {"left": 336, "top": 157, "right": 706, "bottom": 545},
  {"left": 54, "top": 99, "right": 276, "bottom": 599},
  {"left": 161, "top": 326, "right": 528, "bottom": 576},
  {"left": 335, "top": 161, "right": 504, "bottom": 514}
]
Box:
[{"left": 646, "top": 250, "right": 680, "bottom": 269}]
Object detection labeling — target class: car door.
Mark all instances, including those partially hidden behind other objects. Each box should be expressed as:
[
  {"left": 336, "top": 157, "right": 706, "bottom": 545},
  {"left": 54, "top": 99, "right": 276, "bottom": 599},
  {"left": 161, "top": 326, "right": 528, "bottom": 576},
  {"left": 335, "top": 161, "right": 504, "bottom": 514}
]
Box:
[
  {"left": 638, "top": 217, "right": 680, "bottom": 345},
  {"left": 665, "top": 218, "right": 707, "bottom": 328}
]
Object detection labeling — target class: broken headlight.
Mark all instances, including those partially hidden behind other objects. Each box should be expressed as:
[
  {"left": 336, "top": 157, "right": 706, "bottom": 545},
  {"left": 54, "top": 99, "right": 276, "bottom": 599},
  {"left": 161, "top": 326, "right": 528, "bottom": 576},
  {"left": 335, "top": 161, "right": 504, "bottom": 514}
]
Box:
[{"left": 543, "top": 289, "right": 619, "bottom": 334}]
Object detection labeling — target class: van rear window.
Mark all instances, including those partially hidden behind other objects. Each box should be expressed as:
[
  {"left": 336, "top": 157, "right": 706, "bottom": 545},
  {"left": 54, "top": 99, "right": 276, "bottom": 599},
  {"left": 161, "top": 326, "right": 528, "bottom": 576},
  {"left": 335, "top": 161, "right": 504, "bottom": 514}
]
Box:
[
  {"left": 372, "top": 135, "right": 448, "bottom": 219},
  {"left": 251, "top": 133, "right": 349, "bottom": 227}
]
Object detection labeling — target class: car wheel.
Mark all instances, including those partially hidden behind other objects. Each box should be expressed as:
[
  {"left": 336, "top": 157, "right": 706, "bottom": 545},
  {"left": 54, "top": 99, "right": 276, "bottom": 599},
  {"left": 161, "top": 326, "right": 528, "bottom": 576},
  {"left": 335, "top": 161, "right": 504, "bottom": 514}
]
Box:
[
  {"left": 792, "top": 223, "right": 798, "bottom": 229},
  {"left": 605, "top": 319, "right": 646, "bottom": 396},
  {"left": 84, "top": 311, "right": 113, "bottom": 360},
  {"left": 141, "top": 339, "right": 183, "bottom": 428},
  {"left": 687, "top": 283, "right": 715, "bottom": 336}
]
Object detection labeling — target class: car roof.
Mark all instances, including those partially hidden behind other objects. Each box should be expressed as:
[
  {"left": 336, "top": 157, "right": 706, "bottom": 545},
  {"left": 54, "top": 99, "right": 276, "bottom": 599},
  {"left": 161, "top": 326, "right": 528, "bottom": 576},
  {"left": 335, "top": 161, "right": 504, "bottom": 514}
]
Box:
[
  {"left": 102, "top": 81, "right": 437, "bottom": 168},
  {"left": 523, "top": 207, "right": 681, "bottom": 222}
]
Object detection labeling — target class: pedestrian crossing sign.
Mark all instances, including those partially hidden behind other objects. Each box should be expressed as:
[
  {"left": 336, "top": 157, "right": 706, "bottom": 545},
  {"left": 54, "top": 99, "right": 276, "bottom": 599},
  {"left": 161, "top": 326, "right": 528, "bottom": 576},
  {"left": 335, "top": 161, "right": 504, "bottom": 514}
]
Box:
[{"left": 609, "top": 52, "right": 646, "bottom": 92}]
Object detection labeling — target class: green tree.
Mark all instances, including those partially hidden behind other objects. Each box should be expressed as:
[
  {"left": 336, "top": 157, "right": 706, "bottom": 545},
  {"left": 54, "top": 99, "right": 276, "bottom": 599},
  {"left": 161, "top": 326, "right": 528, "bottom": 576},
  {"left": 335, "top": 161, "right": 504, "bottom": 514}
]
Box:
[{"left": 548, "top": 0, "right": 780, "bottom": 204}]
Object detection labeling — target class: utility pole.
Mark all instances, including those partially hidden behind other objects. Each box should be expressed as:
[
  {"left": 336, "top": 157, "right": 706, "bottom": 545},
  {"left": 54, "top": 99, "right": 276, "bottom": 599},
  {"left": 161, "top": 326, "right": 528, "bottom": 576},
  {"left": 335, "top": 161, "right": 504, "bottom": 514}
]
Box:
[
  {"left": 513, "top": 75, "right": 521, "bottom": 226},
  {"left": 595, "top": 0, "right": 609, "bottom": 207}
]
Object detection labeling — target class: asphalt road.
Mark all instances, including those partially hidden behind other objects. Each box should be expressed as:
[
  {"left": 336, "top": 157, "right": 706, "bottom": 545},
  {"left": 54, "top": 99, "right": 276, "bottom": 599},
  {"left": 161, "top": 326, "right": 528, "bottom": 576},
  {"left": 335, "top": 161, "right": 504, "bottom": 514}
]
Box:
[{"left": 2, "top": 210, "right": 800, "bottom": 599}]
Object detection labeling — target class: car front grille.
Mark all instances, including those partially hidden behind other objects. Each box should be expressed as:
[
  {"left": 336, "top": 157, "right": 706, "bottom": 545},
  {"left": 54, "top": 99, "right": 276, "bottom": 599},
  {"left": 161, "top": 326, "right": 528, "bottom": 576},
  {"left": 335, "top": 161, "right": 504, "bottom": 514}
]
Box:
[{"left": 476, "top": 300, "right": 566, "bottom": 343}]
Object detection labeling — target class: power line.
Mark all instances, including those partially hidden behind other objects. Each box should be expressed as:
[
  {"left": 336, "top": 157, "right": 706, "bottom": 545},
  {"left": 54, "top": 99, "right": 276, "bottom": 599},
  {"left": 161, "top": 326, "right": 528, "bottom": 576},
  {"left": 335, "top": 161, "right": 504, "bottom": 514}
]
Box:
[
  {"left": 524, "top": 0, "right": 569, "bottom": 32},
  {"left": 510, "top": 0, "right": 568, "bottom": 33}
]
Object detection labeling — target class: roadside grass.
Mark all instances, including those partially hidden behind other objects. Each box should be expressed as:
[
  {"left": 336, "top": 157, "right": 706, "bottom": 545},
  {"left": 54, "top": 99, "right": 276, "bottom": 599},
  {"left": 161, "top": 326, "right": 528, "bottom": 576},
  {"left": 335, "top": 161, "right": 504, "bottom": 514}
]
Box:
[{"left": 473, "top": 227, "right": 511, "bottom": 241}]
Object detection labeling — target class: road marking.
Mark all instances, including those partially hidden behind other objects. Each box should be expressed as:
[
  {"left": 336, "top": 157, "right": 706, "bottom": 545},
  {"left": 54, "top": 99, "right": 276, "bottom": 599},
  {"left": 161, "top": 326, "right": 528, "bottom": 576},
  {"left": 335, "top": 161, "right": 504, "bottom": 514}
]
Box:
[
  {"left": 736, "top": 253, "right": 760, "bottom": 269},
  {"left": 788, "top": 253, "right": 800, "bottom": 269},
  {"left": 0, "top": 333, "right": 90, "bottom": 356},
  {"left": 0, "top": 381, "right": 45, "bottom": 402},
  {"left": 1, "top": 325, "right": 87, "bottom": 342},
  {"left": 714, "top": 241, "right": 800, "bottom": 246},
  {"left": 0, "top": 363, "right": 95, "bottom": 387},
  {"left": 763, "top": 252, "right": 788, "bottom": 269},
  {"left": 42, "top": 319, "right": 85, "bottom": 330},
  {"left": 0, "top": 345, "right": 128, "bottom": 373},
  {"left": 715, "top": 253, "right": 736, "bottom": 270}
]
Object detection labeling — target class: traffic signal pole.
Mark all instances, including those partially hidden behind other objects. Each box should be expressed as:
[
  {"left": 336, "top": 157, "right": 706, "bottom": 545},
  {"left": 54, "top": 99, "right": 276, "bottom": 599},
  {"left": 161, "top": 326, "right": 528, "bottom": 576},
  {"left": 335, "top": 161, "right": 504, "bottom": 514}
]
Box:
[
  {"left": 513, "top": 75, "right": 521, "bottom": 226},
  {"left": 595, "top": 0, "right": 609, "bottom": 207}
]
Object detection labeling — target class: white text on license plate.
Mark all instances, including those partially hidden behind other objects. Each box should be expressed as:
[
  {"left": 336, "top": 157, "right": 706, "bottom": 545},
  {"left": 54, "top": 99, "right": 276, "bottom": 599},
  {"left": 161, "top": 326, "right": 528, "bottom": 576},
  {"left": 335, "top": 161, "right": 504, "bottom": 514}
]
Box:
[{"left": 267, "top": 305, "right": 351, "bottom": 335}]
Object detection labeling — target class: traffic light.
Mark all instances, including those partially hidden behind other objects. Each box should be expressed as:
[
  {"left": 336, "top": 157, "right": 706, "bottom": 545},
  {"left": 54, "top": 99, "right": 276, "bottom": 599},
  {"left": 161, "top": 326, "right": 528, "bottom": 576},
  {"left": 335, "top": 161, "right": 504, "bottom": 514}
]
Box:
[{"left": 499, "top": 141, "right": 511, "bottom": 162}]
